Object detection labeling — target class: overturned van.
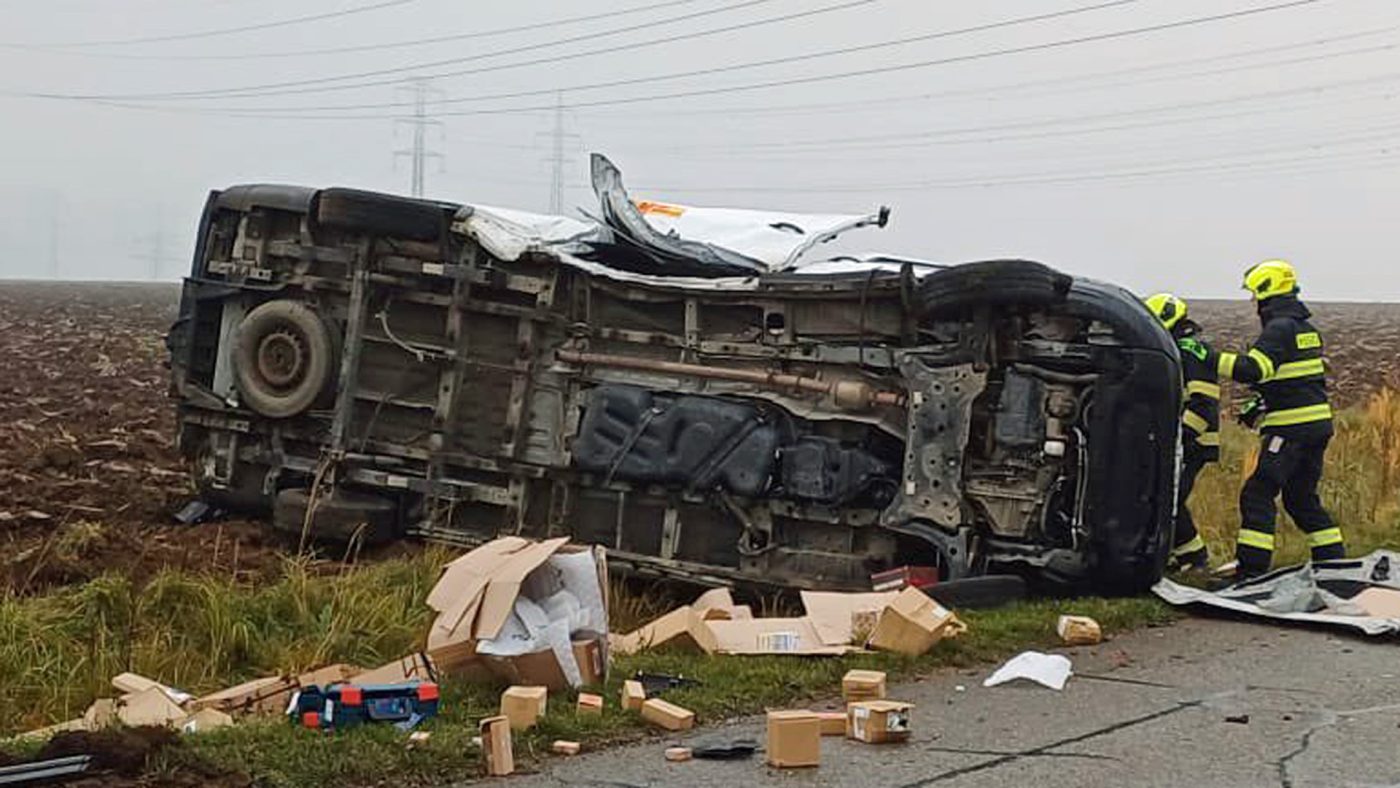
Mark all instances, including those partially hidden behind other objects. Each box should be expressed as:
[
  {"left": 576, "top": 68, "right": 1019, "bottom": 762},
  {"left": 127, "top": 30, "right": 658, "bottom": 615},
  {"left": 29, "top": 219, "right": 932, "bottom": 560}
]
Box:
[{"left": 168, "top": 154, "right": 1181, "bottom": 594}]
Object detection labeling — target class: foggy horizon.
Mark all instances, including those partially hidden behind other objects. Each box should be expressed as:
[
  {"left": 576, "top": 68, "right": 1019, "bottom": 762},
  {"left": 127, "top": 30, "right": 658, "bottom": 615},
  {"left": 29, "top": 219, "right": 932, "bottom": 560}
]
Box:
[{"left": 3, "top": 0, "right": 1397, "bottom": 301}]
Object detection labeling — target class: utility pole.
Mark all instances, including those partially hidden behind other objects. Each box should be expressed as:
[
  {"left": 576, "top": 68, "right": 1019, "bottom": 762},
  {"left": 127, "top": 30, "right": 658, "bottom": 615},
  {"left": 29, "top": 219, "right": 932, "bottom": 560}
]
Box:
[{"left": 394, "top": 77, "right": 443, "bottom": 197}]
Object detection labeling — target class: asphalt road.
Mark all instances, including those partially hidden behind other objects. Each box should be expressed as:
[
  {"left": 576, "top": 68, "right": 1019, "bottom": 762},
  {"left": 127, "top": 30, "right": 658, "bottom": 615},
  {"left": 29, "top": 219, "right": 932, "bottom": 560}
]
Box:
[{"left": 497, "top": 616, "right": 1400, "bottom": 788}]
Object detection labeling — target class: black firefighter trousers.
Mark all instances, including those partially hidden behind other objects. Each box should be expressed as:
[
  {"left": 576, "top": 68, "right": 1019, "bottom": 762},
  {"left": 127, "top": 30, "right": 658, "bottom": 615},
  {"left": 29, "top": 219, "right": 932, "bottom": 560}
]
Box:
[{"left": 1236, "top": 433, "right": 1344, "bottom": 576}]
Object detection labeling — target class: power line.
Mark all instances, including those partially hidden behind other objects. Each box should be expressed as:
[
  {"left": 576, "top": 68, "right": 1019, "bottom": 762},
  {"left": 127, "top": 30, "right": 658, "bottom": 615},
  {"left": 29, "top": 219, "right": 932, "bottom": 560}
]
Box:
[
  {"left": 574, "top": 23, "right": 1400, "bottom": 122},
  {"left": 630, "top": 125, "right": 1400, "bottom": 194},
  {"left": 97, "top": 0, "right": 1318, "bottom": 116},
  {"left": 5, "top": 0, "right": 713, "bottom": 60},
  {"left": 1, "top": 0, "right": 417, "bottom": 49},
  {"left": 32, "top": 0, "right": 799, "bottom": 100}
]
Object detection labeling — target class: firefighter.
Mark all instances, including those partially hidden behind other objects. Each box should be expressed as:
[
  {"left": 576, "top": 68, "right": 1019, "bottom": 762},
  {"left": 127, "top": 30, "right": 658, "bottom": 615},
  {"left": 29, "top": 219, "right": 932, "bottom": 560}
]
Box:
[
  {"left": 1210, "top": 259, "right": 1343, "bottom": 580},
  {"left": 1145, "top": 293, "right": 1215, "bottom": 571}
]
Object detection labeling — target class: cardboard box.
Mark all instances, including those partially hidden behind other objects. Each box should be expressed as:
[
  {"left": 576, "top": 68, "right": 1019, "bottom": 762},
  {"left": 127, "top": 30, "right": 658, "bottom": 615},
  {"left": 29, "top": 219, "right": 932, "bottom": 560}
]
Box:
[
  {"left": 816, "top": 711, "right": 847, "bottom": 736},
  {"left": 613, "top": 606, "right": 719, "bottom": 655},
  {"left": 551, "top": 740, "right": 581, "bottom": 756},
  {"left": 117, "top": 686, "right": 188, "bottom": 728},
  {"left": 426, "top": 538, "right": 609, "bottom": 689},
  {"left": 766, "top": 710, "right": 821, "bottom": 768},
  {"left": 577, "top": 693, "right": 603, "bottom": 715},
  {"left": 500, "top": 686, "right": 548, "bottom": 731},
  {"left": 1056, "top": 615, "right": 1103, "bottom": 646},
  {"left": 842, "top": 669, "right": 887, "bottom": 701},
  {"left": 693, "top": 588, "right": 753, "bottom": 621},
  {"left": 801, "top": 590, "right": 898, "bottom": 648},
  {"left": 867, "top": 588, "right": 965, "bottom": 656},
  {"left": 111, "top": 673, "right": 193, "bottom": 705},
  {"left": 351, "top": 653, "right": 436, "bottom": 685},
  {"left": 572, "top": 638, "right": 606, "bottom": 687},
  {"left": 191, "top": 664, "right": 361, "bottom": 716},
  {"left": 664, "top": 747, "right": 693, "bottom": 762},
  {"left": 640, "top": 698, "right": 694, "bottom": 731},
  {"left": 621, "top": 680, "right": 646, "bottom": 711},
  {"left": 178, "top": 708, "right": 234, "bottom": 734},
  {"left": 706, "top": 617, "right": 852, "bottom": 656},
  {"left": 1353, "top": 587, "right": 1400, "bottom": 618},
  {"left": 847, "top": 700, "right": 913, "bottom": 744},
  {"left": 480, "top": 715, "right": 514, "bottom": 776}
]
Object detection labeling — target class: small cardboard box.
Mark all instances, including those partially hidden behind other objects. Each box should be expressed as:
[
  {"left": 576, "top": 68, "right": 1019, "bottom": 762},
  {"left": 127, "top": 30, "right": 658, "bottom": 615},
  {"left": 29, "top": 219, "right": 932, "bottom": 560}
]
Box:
[
  {"left": 577, "top": 693, "right": 603, "bottom": 715},
  {"left": 500, "top": 686, "right": 548, "bottom": 731},
  {"left": 480, "top": 715, "right": 514, "bottom": 776},
  {"left": 867, "top": 588, "right": 964, "bottom": 657},
  {"left": 551, "top": 740, "right": 581, "bottom": 756},
  {"left": 572, "top": 638, "right": 606, "bottom": 687},
  {"left": 847, "top": 700, "right": 913, "bottom": 744},
  {"left": 621, "top": 679, "right": 646, "bottom": 711},
  {"left": 816, "top": 711, "right": 847, "bottom": 736},
  {"left": 640, "top": 698, "right": 694, "bottom": 731},
  {"left": 766, "top": 710, "right": 821, "bottom": 768},
  {"left": 1056, "top": 615, "right": 1103, "bottom": 646},
  {"left": 664, "top": 747, "right": 693, "bottom": 762},
  {"left": 842, "top": 669, "right": 887, "bottom": 701}
]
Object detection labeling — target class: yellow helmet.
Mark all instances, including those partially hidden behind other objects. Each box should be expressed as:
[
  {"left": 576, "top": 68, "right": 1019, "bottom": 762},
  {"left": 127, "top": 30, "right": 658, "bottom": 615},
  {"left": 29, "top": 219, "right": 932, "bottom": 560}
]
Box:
[
  {"left": 1144, "top": 292, "right": 1188, "bottom": 331},
  {"left": 1243, "top": 259, "right": 1298, "bottom": 301}
]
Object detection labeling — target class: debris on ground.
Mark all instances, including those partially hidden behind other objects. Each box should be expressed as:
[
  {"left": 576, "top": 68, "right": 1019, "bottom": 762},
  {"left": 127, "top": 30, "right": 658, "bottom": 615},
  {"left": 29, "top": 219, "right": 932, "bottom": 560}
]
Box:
[
  {"left": 0, "top": 753, "right": 91, "bottom": 784},
  {"left": 870, "top": 565, "right": 940, "bottom": 592},
  {"left": 500, "top": 686, "right": 548, "bottom": 731},
  {"left": 842, "top": 669, "right": 887, "bottom": 701},
  {"left": 847, "top": 700, "right": 913, "bottom": 744},
  {"left": 984, "top": 651, "right": 1074, "bottom": 691},
  {"left": 291, "top": 681, "right": 440, "bottom": 732},
  {"left": 551, "top": 740, "right": 581, "bottom": 756},
  {"left": 1057, "top": 615, "right": 1104, "bottom": 646},
  {"left": 632, "top": 672, "right": 701, "bottom": 697},
  {"left": 1225, "top": 714, "right": 1251, "bottom": 724},
  {"left": 1155, "top": 550, "right": 1400, "bottom": 635},
  {"left": 767, "top": 712, "right": 820, "bottom": 768},
  {"left": 615, "top": 585, "right": 965, "bottom": 657},
  {"left": 576, "top": 693, "right": 604, "bottom": 715},
  {"left": 664, "top": 746, "right": 693, "bottom": 762},
  {"left": 425, "top": 537, "right": 609, "bottom": 689},
  {"left": 816, "top": 711, "right": 847, "bottom": 736},
  {"left": 692, "top": 736, "right": 760, "bottom": 761},
  {"left": 620, "top": 679, "right": 647, "bottom": 711},
  {"left": 480, "top": 716, "right": 514, "bottom": 776},
  {"left": 641, "top": 698, "right": 695, "bottom": 731}
]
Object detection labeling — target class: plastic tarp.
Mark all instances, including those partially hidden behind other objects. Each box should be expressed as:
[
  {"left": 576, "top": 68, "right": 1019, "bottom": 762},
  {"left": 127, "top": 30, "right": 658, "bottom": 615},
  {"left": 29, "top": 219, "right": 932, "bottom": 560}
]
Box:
[{"left": 1153, "top": 551, "right": 1400, "bottom": 636}]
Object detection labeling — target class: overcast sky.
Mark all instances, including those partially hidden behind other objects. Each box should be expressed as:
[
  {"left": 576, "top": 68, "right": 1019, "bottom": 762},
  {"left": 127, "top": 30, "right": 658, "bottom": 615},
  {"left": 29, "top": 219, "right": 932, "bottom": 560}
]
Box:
[{"left": 1, "top": 0, "right": 1396, "bottom": 300}]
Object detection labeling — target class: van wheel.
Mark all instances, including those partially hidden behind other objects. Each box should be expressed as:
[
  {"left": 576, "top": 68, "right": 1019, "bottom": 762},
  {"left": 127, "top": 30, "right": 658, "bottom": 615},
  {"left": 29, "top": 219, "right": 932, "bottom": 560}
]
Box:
[
  {"left": 231, "top": 300, "right": 338, "bottom": 419},
  {"left": 918, "top": 259, "right": 1072, "bottom": 313},
  {"left": 272, "top": 488, "right": 399, "bottom": 547}
]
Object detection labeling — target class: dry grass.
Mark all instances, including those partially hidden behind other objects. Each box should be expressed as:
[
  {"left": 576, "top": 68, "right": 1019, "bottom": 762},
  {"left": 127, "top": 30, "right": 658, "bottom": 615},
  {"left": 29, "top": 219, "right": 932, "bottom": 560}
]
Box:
[{"left": 1189, "top": 388, "right": 1400, "bottom": 565}]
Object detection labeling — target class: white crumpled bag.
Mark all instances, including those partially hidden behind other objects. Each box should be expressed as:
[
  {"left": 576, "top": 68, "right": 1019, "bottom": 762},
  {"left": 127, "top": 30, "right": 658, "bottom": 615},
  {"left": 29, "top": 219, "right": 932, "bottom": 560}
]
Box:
[{"left": 983, "top": 651, "right": 1073, "bottom": 691}]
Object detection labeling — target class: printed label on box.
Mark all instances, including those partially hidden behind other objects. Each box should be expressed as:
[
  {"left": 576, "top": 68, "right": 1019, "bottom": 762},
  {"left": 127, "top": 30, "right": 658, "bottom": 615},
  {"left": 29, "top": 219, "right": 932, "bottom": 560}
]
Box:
[{"left": 757, "top": 631, "right": 801, "bottom": 652}]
